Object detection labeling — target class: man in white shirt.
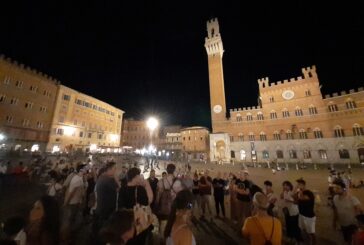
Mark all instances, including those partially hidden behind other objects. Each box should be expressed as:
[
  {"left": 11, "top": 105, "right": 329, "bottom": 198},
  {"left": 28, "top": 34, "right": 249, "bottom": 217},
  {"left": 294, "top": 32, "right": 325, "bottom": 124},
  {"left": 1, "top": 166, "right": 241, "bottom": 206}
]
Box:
[
  {"left": 63, "top": 164, "right": 86, "bottom": 241},
  {"left": 333, "top": 179, "right": 362, "bottom": 244}
]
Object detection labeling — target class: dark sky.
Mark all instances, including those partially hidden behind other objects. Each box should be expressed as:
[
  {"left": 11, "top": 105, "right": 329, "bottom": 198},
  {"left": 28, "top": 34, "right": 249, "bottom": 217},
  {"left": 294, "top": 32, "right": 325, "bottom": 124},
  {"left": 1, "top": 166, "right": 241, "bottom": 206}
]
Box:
[{"left": 1, "top": 1, "right": 363, "bottom": 129}]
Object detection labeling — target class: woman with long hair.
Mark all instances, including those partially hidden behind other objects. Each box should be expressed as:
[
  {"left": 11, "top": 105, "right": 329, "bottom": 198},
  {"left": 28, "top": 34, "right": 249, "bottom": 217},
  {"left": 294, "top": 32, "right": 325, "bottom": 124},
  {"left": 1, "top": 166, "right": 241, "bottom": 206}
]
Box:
[
  {"left": 26, "top": 195, "right": 60, "bottom": 245},
  {"left": 165, "top": 190, "right": 196, "bottom": 245}
]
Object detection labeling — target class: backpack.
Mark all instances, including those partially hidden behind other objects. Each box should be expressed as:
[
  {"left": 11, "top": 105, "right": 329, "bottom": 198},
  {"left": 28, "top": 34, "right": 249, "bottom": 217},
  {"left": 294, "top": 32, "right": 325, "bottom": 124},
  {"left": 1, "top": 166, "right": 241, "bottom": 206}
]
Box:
[{"left": 157, "top": 178, "right": 177, "bottom": 218}]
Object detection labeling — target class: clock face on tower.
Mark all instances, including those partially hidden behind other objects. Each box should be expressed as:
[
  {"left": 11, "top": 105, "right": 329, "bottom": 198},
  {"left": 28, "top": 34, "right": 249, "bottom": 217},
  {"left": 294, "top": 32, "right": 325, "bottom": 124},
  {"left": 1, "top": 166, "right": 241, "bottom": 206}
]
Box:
[
  {"left": 282, "top": 90, "right": 295, "bottom": 100},
  {"left": 213, "top": 105, "right": 222, "bottom": 114}
]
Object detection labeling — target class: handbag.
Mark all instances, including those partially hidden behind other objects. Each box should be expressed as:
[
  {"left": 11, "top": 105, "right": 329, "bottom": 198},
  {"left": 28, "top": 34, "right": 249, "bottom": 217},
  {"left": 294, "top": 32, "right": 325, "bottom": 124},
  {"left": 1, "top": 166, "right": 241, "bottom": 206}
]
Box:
[{"left": 133, "top": 186, "right": 157, "bottom": 235}]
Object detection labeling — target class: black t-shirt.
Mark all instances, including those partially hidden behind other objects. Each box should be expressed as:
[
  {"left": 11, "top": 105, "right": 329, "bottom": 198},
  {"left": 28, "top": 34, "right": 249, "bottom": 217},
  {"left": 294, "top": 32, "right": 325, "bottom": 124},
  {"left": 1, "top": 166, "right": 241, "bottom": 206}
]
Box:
[
  {"left": 95, "top": 176, "right": 118, "bottom": 219},
  {"left": 212, "top": 178, "right": 225, "bottom": 197},
  {"left": 118, "top": 185, "right": 148, "bottom": 209},
  {"left": 148, "top": 177, "right": 158, "bottom": 194},
  {"left": 235, "top": 179, "right": 251, "bottom": 202},
  {"left": 298, "top": 189, "right": 315, "bottom": 218},
  {"left": 192, "top": 179, "right": 199, "bottom": 195}
]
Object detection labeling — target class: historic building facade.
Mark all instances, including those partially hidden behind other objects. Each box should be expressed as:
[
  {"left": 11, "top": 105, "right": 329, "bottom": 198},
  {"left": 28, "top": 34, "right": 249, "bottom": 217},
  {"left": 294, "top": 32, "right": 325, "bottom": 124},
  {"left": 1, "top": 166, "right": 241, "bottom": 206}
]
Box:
[
  {"left": 205, "top": 18, "right": 364, "bottom": 165},
  {"left": 121, "top": 118, "right": 159, "bottom": 150},
  {"left": 47, "top": 85, "right": 123, "bottom": 153},
  {"left": 0, "top": 55, "right": 124, "bottom": 153},
  {"left": 0, "top": 56, "right": 59, "bottom": 152},
  {"left": 181, "top": 126, "right": 210, "bottom": 161}
]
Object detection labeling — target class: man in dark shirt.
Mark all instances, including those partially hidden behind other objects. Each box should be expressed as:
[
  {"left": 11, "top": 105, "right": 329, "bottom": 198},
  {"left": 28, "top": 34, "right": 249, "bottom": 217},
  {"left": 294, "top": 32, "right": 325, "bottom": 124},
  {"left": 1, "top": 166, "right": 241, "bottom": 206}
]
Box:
[
  {"left": 234, "top": 171, "right": 252, "bottom": 229},
  {"left": 95, "top": 162, "right": 118, "bottom": 220},
  {"left": 148, "top": 169, "right": 158, "bottom": 207},
  {"left": 213, "top": 172, "right": 226, "bottom": 218},
  {"left": 295, "top": 178, "right": 316, "bottom": 245}
]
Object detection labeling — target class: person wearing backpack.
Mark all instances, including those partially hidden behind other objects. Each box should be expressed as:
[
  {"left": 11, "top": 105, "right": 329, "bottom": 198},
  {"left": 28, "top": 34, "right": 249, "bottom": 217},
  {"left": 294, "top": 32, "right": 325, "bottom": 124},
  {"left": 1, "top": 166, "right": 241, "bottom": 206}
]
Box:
[
  {"left": 155, "top": 163, "right": 183, "bottom": 239},
  {"left": 242, "top": 192, "right": 282, "bottom": 245}
]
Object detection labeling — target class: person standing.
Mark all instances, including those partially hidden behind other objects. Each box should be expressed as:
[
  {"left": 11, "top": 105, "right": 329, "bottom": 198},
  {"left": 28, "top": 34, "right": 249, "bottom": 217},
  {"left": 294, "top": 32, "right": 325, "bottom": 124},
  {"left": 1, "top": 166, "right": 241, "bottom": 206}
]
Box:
[
  {"left": 199, "top": 176, "right": 212, "bottom": 220},
  {"left": 234, "top": 171, "right": 252, "bottom": 229},
  {"left": 192, "top": 173, "right": 200, "bottom": 216},
  {"left": 242, "top": 192, "right": 282, "bottom": 245},
  {"left": 212, "top": 172, "right": 226, "bottom": 219},
  {"left": 332, "top": 179, "right": 362, "bottom": 244},
  {"left": 295, "top": 178, "right": 316, "bottom": 245},
  {"left": 148, "top": 169, "right": 159, "bottom": 208},
  {"left": 281, "top": 181, "right": 302, "bottom": 243},
  {"left": 263, "top": 180, "right": 277, "bottom": 217}
]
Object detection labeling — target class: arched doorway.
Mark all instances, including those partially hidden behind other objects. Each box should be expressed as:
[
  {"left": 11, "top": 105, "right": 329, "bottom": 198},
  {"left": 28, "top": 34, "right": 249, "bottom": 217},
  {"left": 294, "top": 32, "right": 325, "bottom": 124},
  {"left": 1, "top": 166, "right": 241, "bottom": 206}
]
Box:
[
  {"left": 358, "top": 148, "right": 364, "bottom": 163},
  {"left": 216, "top": 140, "right": 226, "bottom": 160}
]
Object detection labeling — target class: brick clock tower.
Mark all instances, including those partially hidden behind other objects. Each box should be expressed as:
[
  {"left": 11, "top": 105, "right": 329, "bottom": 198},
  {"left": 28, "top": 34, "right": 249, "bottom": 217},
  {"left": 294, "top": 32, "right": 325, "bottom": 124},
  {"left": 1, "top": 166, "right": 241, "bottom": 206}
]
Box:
[{"left": 205, "top": 18, "right": 226, "bottom": 133}]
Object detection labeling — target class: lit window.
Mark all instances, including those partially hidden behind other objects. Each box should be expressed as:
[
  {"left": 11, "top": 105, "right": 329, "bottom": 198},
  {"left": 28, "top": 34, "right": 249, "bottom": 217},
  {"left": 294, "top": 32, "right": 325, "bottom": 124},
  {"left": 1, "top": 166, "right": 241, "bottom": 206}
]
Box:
[
  {"left": 319, "top": 150, "right": 327, "bottom": 159},
  {"left": 262, "top": 150, "right": 269, "bottom": 159}
]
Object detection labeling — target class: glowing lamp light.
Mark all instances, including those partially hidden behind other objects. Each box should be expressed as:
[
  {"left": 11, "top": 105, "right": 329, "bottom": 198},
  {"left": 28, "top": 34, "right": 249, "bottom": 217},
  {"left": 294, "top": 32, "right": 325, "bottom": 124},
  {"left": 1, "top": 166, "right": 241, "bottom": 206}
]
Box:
[
  {"left": 107, "top": 148, "right": 111, "bottom": 153},
  {"left": 31, "top": 144, "right": 39, "bottom": 152},
  {"left": 146, "top": 117, "right": 159, "bottom": 131},
  {"left": 90, "top": 144, "right": 97, "bottom": 152},
  {"left": 110, "top": 134, "right": 118, "bottom": 142},
  {"left": 52, "top": 145, "right": 60, "bottom": 153},
  {"left": 0, "top": 133, "right": 5, "bottom": 141},
  {"left": 64, "top": 126, "right": 75, "bottom": 136}
]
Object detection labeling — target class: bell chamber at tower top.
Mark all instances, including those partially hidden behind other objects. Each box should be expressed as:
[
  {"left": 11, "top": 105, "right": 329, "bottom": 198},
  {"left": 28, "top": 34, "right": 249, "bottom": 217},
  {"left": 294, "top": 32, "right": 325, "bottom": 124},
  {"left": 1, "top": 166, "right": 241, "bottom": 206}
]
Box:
[{"left": 205, "top": 18, "right": 224, "bottom": 57}]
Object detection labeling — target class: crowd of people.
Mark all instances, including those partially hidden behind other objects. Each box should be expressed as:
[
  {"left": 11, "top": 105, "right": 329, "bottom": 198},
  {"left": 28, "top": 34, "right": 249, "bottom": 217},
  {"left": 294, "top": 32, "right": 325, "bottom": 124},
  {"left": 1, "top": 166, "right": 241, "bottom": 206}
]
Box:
[{"left": 0, "top": 154, "right": 364, "bottom": 245}]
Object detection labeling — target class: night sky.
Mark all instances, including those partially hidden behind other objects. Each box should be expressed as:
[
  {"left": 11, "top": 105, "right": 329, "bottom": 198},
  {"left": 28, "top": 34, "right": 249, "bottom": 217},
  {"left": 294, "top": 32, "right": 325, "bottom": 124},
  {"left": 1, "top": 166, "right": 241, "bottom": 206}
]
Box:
[{"left": 1, "top": 1, "right": 363, "bottom": 129}]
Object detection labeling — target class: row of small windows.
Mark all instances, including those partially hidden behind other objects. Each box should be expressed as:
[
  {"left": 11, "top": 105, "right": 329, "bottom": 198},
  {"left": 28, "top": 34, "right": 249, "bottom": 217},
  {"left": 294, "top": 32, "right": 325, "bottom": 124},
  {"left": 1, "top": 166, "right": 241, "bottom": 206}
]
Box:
[
  {"left": 0, "top": 95, "right": 48, "bottom": 112},
  {"left": 4, "top": 116, "right": 44, "bottom": 128},
  {"left": 70, "top": 96, "right": 115, "bottom": 117},
  {"left": 235, "top": 99, "right": 358, "bottom": 122},
  {"left": 182, "top": 136, "right": 204, "bottom": 141},
  {"left": 252, "top": 149, "right": 348, "bottom": 160},
  {"left": 3, "top": 77, "right": 52, "bottom": 97},
  {"left": 230, "top": 125, "right": 363, "bottom": 142},
  {"left": 55, "top": 128, "right": 108, "bottom": 140},
  {"left": 267, "top": 90, "right": 312, "bottom": 103}
]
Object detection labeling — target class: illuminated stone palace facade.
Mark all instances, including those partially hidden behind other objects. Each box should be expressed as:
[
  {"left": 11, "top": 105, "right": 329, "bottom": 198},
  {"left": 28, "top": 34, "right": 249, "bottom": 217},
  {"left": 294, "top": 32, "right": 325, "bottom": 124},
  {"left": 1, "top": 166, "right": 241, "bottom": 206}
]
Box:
[
  {"left": 0, "top": 55, "right": 124, "bottom": 153},
  {"left": 205, "top": 18, "right": 364, "bottom": 165}
]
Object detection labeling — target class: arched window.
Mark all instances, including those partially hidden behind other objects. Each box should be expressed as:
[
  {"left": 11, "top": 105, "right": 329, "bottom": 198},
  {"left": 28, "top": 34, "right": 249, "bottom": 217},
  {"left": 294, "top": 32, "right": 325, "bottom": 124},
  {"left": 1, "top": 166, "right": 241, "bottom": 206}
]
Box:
[
  {"left": 246, "top": 113, "right": 253, "bottom": 121},
  {"left": 238, "top": 133, "right": 244, "bottom": 141},
  {"left": 305, "top": 90, "right": 311, "bottom": 96},
  {"left": 339, "top": 149, "right": 350, "bottom": 159},
  {"left": 262, "top": 150, "right": 269, "bottom": 159},
  {"left": 295, "top": 107, "right": 303, "bottom": 116},
  {"left": 273, "top": 131, "right": 281, "bottom": 140},
  {"left": 248, "top": 132, "right": 255, "bottom": 141},
  {"left": 309, "top": 105, "right": 318, "bottom": 115},
  {"left": 236, "top": 114, "right": 242, "bottom": 122},
  {"left": 270, "top": 111, "right": 277, "bottom": 119},
  {"left": 289, "top": 149, "right": 297, "bottom": 159},
  {"left": 260, "top": 132, "right": 267, "bottom": 141},
  {"left": 353, "top": 124, "right": 364, "bottom": 136},
  {"left": 303, "top": 149, "right": 311, "bottom": 159},
  {"left": 257, "top": 112, "right": 264, "bottom": 120},
  {"left": 346, "top": 99, "right": 357, "bottom": 109},
  {"left": 313, "top": 128, "right": 323, "bottom": 138},
  {"left": 282, "top": 108, "right": 290, "bottom": 118},
  {"left": 299, "top": 129, "right": 308, "bottom": 139},
  {"left": 276, "top": 150, "right": 284, "bottom": 159},
  {"left": 286, "top": 130, "right": 293, "bottom": 140},
  {"left": 334, "top": 125, "right": 345, "bottom": 138},
  {"left": 328, "top": 102, "right": 339, "bottom": 112},
  {"left": 319, "top": 149, "right": 328, "bottom": 159}
]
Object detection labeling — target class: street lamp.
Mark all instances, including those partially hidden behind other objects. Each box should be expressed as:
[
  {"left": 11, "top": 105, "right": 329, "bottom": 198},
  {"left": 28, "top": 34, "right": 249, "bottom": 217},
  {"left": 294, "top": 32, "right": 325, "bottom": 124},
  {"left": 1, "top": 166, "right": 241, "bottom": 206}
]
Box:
[
  {"left": 0, "top": 133, "right": 5, "bottom": 141},
  {"left": 145, "top": 117, "right": 159, "bottom": 171}
]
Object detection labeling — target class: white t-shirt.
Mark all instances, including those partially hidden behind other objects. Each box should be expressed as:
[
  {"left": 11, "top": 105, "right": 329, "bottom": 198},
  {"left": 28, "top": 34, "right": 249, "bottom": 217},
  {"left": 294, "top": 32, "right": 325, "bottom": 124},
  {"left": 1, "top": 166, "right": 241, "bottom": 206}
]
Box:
[
  {"left": 48, "top": 183, "right": 63, "bottom": 196},
  {"left": 14, "top": 229, "right": 27, "bottom": 245},
  {"left": 333, "top": 194, "right": 361, "bottom": 226},
  {"left": 68, "top": 175, "right": 84, "bottom": 205},
  {"left": 157, "top": 175, "right": 183, "bottom": 198},
  {"left": 283, "top": 190, "right": 299, "bottom": 216}
]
